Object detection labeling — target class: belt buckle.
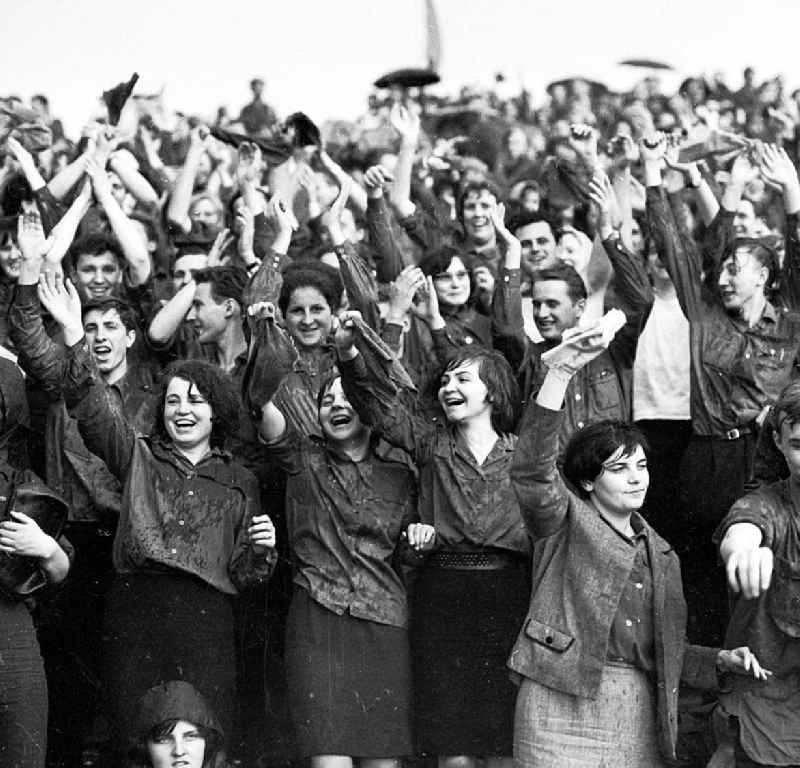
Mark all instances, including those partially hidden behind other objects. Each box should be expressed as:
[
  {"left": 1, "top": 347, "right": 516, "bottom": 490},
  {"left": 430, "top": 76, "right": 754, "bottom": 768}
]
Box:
[{"left": 725, "top": 428, "right": 741, "bottom": 440}]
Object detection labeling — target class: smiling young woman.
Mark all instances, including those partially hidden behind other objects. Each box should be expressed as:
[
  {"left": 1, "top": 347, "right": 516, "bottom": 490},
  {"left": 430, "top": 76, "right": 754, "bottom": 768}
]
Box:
[
  {"left": 31, "top": 270, "right": 278, "bottom": 757},
  {"left": 254, "top": 370, "right": 419, "bottom": 768},
  {"left": 337, "top": 326, "right": 528, "bottom": 768}
]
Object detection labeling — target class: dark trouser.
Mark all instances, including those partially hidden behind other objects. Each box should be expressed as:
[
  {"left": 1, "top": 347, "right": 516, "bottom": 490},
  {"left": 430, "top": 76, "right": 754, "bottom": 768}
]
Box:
[
  {"left": 636, "top": 419, "right": 693, "bottom": 553},
  {"left": 678, "top": 432, "right": 755, "bottom": 646},
  {"left": 102, "top": 571, "right": 236, "bottom": 744},
  {"left": 0, "top": 600, "right": 48, "bottom": 768},
  {"left": 37, "top": 522, "right": 115, "bottom": 768}
]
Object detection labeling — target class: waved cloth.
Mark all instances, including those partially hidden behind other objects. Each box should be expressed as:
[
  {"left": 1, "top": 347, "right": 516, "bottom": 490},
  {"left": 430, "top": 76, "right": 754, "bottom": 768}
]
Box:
[
  {"left": 101, "top": 72, "right": 139, "bottom": 125},
  {"left": 210, "top": 127, "right": 291, "bottom": 165},
  {"left": 0, "top": 102, "right": 51, "bottom": 152},
  {"left": 242, "top": 304, "right": 298, "bottom": 413},
  {"left": 541, "top": 155, "right": 592, "bottom": 208}
]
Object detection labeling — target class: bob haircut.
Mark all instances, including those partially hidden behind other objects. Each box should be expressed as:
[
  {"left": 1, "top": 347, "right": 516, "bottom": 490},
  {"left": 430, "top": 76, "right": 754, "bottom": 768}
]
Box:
[
  {"left": 82, "top": 297, "right": 138, "bottom": 333},
  {"left": 772, "top": 380, "right": 800, "bottom": 436},
  {"left": 440, "top": 347, "right": 520, "bottom": 434},
  {"left": 127, "top": 717, "right": 222, "bottom": 768},
  {"left": 563, "top": 420, "right": 649, "bottom": 499},
  {"left": 278, "top": 260, "right": 343, "bottom": 318},
  {"left": 153, "top": 360, "right": 240, "bottom": 450},
  {"left": 418, "top": 244, "right": 478, "bottom": 305}
]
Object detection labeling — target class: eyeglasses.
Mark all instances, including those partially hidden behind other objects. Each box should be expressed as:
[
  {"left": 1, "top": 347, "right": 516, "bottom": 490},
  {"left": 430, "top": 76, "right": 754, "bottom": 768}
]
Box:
[{"left": 434, "top": 270, "right": 469, "bottom": 281}]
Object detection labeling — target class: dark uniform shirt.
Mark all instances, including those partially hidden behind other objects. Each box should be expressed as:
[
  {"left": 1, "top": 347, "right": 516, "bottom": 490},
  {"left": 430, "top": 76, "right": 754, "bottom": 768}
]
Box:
[
  {"left": 715, "top": 480, "right": 800, "bottom": 765},
  {"left": 646, "top": 187, "right": 800, "bottom": 437},
  {"left": 340, "top": 354, "right": 529, "bottom": 555},
  {"left": 267, "top": 428, "right": 418, "bottom": 628},
  {"left": 62, "top": 338, "right": 274, "bottom": 594}
]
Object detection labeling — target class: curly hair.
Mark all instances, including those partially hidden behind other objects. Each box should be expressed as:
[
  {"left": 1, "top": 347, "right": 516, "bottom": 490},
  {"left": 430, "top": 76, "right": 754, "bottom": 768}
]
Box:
[
  {"left": 278, "top": 260, "right": 343, "bottom": 317},
  {"left": 153, "top": 360, "right": 241, "bottom": 449},
  {"left": 68, "top": 232, "right": 124, "bottom": 272}
]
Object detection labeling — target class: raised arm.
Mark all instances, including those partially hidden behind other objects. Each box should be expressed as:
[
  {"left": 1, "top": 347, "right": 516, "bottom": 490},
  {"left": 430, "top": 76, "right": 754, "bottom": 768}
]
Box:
[
  {"left": 85, "top": 157, "right": 151, "bottom": 286},
  {"left": 37, "top": 273, "right": 136, "bottom": 481},
  {"left": 325, "top": 180, "right": 381, "bottom": 330},
  {"left": 166, "top": 126, "right": 210, "bottom": 233},
  {"left": 319, "top": 150, "right": 367, "bottom": 214},
  {"left": 108, "top": 149, "right": 160, "bottom": 207},
  {"left": 388, "top": 104, "right": 419, "bottom": 219},
  {"left": 147, "top": 280, "right": 196, "bottom": 346},
  {"left": 512, "top": 328, "right": 610, "bottom": 538},
  {"left": 490, "top": 201, "right": 528, "bottom": 370},
  {"left": 336, "top": 311, "right": 432, "bottom": 461},
  {"left": 364, "top": 164, "right": 407, "bottom": 282},
  {"left": 9, "top": 212, "right": 82, "bottom": 395},
  {"left": 641, "top": 133, "right": 704, "bottom": 321},
  {"left": 759, "top": 143, "right": 800, "bottom": 309}
]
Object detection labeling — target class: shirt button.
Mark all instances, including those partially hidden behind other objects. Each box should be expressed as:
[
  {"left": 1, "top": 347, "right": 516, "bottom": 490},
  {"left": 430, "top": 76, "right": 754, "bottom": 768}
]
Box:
[
  {"left": 635, "top": 582, "right": 643, "bottom": 589},
  {"left": 170, "top": 548, "right": 177, "bottom": 555},
  {"left": 575, "top": 393, "right": 582, "bottom": 401},
  {"left": 577, "top": 421, "right": 584, "bottom": 428},
  {"left": 178, "top": 520, "right": 185, "bottom": 526},
  {"left": 625, "top": 619, "right": 633, "bottom": 627},
  {"left": 744, "top": 352, "right": 750, "bottom": 359},
  {"left": 187, "top": 490, "right": 194, "bottom": 497}
]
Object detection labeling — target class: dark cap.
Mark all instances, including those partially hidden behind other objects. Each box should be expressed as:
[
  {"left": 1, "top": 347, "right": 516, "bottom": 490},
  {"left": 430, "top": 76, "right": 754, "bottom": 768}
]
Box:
[{"left": 132, "top": 681, "right": 222, "bottom": 743}]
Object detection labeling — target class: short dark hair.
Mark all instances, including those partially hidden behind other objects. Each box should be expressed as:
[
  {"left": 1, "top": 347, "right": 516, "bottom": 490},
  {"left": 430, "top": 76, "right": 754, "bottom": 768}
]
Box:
[
  {"left": 192, "top": 266, "right": 247, "bottom": 306},
  {"left": 722, "top": 238, "right": 779, "bottom": 291},
  {"left": 69, "top": 232, "right": 124, "bottom": 272},
  {"left": 456, "top": 180, "right": 500, "bottom": 222},
  {"left": 507, "top": 209, "right": 555, "bottom": 236},
  {"left": 81, "top": 297, "right": 138, "bottom": 332},
  {"left": 278, "top": 261, "right": 343, "bottom": 317},
  {"left": 128, "top": 718, "right": 221, "bottom": 768},
  {"left": 532, "top": 264, "right": 587, "bottom": 303},
  {"left": 441, "top": 347, "right": 520, "bottom": 434},
  {"left": 0, "top": 173, "right": 35, "bottom": 216},
  {"left": 773, "top": 380, "right": 800, "bottom": 435},
  {"left": 563, "top": 420, "right": 649, "bottom": 499},
  {"left": 153, "top": 360, "right": 241, "bottom": 449}
]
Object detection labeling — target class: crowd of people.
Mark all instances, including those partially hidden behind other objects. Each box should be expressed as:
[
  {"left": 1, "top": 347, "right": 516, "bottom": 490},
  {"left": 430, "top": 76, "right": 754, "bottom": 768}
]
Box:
[{"left": 1, "top": 65, "right": 800, "bottom": 768}]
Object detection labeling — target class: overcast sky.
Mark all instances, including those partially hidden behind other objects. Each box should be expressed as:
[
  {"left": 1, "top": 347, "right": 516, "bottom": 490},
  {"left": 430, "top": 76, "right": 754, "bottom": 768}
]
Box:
[{"left": 3, "top": 0, "right": 799, "bottom": 135}]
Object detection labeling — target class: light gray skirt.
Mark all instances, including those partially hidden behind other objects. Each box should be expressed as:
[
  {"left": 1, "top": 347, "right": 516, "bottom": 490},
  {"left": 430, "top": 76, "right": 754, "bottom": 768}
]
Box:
[{"left": 514, "top": 662, "right": 670, "bottom": 768}]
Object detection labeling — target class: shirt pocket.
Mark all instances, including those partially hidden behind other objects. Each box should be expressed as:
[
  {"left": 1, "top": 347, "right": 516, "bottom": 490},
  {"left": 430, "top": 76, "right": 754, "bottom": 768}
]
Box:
[
  {"left": 767, "top": 555, "right": 800, "bottom": 638},
  {"left": 703, "top": 332, "right": 738, "bottom": 374},
  {"left": 525, "top": 618, "right": 574, "bottom": 652},
  {"left": 586, "top": 368, "right": 620, "bottom": 414}
]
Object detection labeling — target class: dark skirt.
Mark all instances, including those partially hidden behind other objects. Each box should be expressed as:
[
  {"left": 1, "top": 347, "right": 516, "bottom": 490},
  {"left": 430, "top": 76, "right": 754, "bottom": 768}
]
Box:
[
  {"left": 0, "top": 600, "right": 48, "bottom": 768},
  {"left": 412, "top": 561, "right": 529, "bottom": 756},
  {"left": 285, "top": 587, "right": 413, "bottom": 758},
  {"left": 101, "top": 570, "right": 236, "bottom": 742}
]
